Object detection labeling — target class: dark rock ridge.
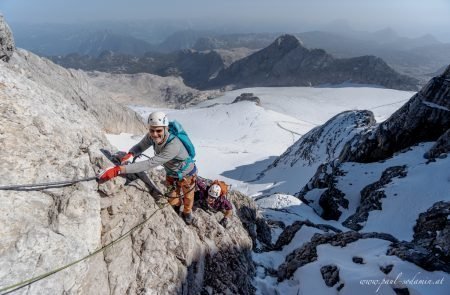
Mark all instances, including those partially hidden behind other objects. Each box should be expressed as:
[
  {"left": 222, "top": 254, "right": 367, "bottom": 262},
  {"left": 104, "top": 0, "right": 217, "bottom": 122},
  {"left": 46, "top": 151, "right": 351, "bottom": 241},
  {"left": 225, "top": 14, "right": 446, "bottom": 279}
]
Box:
[
  {"left": 50, "top": 49, "right": 226, "bottom": 89},
  {"left": 339, "top": 64, "right": 450, "bottom": 163},
  {"left": 207, "top": 34, "right": 419, "bottom": 91},
  {"left": 298, "top": 162, "right": 349, "bottom": 221},
  {"left": 263, "top": 111, "right": 375, "bottom": 217},
  {"left": 413, "top": 201, "right": 450, "bottom": 256},
  {"left": 343, "top": 165, "right": 407, "bottom": 230},
  {"left": 424, "top": 128, "right": 450, "bottom": 161},
  {"left": 277, "top": 231, "right": 398, "bottom": 281},
  {"left": 261, "top": 110, "right": 375, "bottom": 178},
  {"left": 391, "top": 200, "right": 450, "bottom": 272},
  {"left": 227, "top": 190, "right": 272, "bottom": 250},
  {"left": 273, "top": 220, "right": 341, "bottom": 251},
  {"left": 232, "top": 93, "right": 261, "bottom": 106},
  {"left": 0, "top": 15, "right": 15, "bottom": 62}
]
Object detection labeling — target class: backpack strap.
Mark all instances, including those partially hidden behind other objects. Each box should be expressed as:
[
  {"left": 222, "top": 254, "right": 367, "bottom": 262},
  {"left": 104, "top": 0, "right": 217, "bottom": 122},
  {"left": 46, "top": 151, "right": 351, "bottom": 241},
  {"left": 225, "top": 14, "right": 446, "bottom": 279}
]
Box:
[{"left": 164, "top": 134, "right": 196, "bottom": 180}]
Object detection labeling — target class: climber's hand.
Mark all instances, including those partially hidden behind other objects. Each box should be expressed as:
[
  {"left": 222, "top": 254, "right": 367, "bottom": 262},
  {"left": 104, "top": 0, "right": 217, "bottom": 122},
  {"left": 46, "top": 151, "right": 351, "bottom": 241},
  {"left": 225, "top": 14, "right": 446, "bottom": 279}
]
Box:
[{"left": 97, "top": 166, "right": 121, "bottom": 183}]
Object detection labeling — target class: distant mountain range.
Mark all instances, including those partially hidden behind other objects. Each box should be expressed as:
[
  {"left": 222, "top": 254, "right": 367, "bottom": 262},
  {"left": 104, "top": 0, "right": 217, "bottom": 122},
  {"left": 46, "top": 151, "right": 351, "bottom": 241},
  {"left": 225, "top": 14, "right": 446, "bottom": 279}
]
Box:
[
  {"left": 49, "top": 34, "right": 419, "bottom": 91},
  {"left": 11, "top": 20, "right": 448, "bottom": 84},
  {"left": 207, "top": 35, "right": 419, "bottom": 91}
]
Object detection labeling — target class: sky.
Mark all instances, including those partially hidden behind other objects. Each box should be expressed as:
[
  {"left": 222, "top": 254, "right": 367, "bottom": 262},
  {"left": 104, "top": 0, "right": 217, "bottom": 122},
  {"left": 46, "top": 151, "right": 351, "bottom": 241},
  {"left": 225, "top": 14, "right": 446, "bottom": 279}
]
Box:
[{"left": 1, "top": 0, "right": 449, "bottom": 41}]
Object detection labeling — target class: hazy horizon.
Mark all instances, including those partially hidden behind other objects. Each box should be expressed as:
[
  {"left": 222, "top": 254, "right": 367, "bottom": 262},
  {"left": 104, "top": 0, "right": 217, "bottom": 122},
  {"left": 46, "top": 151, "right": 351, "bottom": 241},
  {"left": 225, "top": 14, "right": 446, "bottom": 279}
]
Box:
[{"left": 1, "top": 0, "right": 450, "bottom": 42}]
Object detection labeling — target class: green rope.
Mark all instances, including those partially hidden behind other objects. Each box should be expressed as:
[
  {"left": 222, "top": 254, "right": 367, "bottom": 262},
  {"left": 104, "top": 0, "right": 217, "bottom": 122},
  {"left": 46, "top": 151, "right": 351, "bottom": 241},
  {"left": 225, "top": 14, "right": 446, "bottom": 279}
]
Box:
[
  {"left": 0, "top": 202, "right": 170, "bottom": 295},
  {"left": 0, "top": 173, "right": 198, "bottom": 294}
]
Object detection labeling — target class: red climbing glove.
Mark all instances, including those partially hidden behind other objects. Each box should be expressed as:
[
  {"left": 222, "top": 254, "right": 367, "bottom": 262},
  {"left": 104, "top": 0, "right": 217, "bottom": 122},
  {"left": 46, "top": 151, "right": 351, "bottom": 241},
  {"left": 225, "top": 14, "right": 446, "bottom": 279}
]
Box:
[
  {"left": 97, "top": 166, "right": 121, "bottom": 183},
  {"left": 120, "top": 152, "right": 133, "bottom": 164}
]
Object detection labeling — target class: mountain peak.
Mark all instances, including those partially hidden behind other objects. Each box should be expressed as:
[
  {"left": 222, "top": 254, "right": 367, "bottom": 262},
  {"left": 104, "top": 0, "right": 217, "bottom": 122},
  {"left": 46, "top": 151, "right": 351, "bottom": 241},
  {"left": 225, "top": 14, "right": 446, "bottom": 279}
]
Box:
[{"left": 271, "top": 34, "right": 303, "bottom": 51}]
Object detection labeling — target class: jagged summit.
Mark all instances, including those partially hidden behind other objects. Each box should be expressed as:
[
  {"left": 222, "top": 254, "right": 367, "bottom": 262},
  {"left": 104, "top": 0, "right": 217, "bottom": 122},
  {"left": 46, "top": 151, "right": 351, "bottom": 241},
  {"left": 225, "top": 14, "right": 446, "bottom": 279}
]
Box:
[
  {"left": 339, "top": 62, "right": 450, "bottom": 163},
  {"left": 271, "top": 34, "right": 304, "bottom": 51}
]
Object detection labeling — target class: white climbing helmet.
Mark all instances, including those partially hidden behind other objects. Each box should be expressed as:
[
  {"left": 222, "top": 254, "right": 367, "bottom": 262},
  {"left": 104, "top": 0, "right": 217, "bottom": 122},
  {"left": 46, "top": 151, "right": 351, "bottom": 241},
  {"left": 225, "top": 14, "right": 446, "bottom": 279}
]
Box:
[
  {"left": 208, "top": 184, "right": 221, "bottom": 199},
  {"left": 148, "top": 111, "right": 169, "bottom": 127}
]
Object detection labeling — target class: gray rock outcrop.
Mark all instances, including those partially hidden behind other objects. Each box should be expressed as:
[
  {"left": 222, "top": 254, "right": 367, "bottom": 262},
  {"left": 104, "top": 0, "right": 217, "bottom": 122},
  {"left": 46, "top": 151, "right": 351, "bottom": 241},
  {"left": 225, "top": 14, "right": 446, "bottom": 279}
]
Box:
[
  {"left": 387, "top": 201, "right": 450, "bottom": 273},
  {"left": 424, "top": 128, "right": 450, "bottom": 161},
  {"left": 277, "top": 231, "right": 398, "bottom": 281},
  {"left": 320, "top": 264, "right": 340, "bottom": 287},
  {"left": 87, "top": 71, "right": 214, "bottom": 108},
  {"left": 340, "top": 64, "right": 450, "bottom": 163},
  {"left": 413, "top": 201, "right": 450, "bottom": 257},
  {"left": 298, "top": 162, "right": 349, "bottom": 220},
  {"left": 228, "top": 190, "right": 272, "bottom": 250},
  {"left": 273, "top": 220, "right": 341, "bottom": 251},
  {"left": 343, "top": 165, "right": 407, "bottom": 230},
  {"left": 260, "top": 110, "right": 376, "bottom": 180},
  {"left": 6, "top": 49, "right": 146, "bottom": 134},
  {"left": 0, "top": 15, "right": 15, "bottom": 62},
  {"left": 232, "top": 93, "right": 261, "bottom": 106}
]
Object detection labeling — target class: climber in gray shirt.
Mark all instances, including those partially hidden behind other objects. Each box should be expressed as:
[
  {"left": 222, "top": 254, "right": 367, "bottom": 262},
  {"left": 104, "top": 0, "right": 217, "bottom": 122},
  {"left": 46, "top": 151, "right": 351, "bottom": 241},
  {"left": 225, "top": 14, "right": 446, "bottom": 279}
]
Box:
[{"left": 98, "top": 111, "right": 197, "bottom": 225}]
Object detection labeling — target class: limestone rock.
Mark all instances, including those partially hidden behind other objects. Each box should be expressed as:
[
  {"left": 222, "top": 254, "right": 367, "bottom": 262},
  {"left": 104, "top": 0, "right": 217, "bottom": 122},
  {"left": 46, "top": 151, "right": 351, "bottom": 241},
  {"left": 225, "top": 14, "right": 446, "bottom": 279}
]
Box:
[
  {"left": 0, "top": 15, "right": 15, "bottom": 62},
  {"left": 6, "top": 49, "right": 146, "bottom": 134},
  {"left": 0, "top": 34, "right": 256, "bottom": 294}
]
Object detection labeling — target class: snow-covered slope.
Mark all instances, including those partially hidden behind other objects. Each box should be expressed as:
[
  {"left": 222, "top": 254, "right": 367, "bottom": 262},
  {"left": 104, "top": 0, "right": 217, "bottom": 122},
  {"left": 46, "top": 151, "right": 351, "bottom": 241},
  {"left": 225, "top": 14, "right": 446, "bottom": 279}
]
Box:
[
  {"left": 253, "top": 142, "right": 449, "bottom": 295},
  {"left": 107, "top": 71, "right": 448, "bottom": 295},
  {"left": 251, "top": 68, "right": 450, "bottom": 295},
  {"left": 107, "top": 86, "right": 413, "bottom": 197}
]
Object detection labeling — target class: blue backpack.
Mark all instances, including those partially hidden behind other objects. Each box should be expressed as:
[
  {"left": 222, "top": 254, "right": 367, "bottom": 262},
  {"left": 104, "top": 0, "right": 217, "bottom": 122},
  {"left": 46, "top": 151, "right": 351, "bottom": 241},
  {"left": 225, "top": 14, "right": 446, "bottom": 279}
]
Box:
[{"left": 166, "top": 120, "right": 196, "bottom": 179}]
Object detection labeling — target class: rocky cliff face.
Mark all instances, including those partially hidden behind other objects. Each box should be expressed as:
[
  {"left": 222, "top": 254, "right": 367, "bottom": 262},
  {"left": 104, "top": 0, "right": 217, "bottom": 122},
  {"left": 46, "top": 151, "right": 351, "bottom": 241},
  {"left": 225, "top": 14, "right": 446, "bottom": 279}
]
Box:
[
  {"left": 0, "top": 17, "right": 257, "bottom": 294},
  {"left": 339, "top": 64, "right": 450, "bottom": 163},
  {"left": 259, "top": 110, "right": 375, "bottom": 181},
  {"left": 49, "top": 49, "right": 227, "bottom": 92},
  {"left": 5, "top": 49, "right": 146, "bottom": 134},
  {"left": 207, "top": 34, "right": 419, "bottom": 91},
  {"left": 86, "top": 71, "right": 212, "bottom": 108},
  {"left": 0, "top": 15, "right": 15, "bottom": 62}
]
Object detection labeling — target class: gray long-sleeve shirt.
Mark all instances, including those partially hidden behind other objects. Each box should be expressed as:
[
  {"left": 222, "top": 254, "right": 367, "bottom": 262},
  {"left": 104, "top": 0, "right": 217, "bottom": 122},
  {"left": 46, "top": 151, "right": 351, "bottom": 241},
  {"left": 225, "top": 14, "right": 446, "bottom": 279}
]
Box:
[{"left": 123, "top": 133, "right": 195, "bottom": 178}]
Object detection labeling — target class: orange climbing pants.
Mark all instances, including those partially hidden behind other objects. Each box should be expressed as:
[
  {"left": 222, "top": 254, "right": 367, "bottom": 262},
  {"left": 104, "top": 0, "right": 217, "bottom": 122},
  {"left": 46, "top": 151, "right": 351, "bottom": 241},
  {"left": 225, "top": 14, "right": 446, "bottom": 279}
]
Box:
[{"left": 166, "top": 174, "right": 197, "bottom": 214}]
